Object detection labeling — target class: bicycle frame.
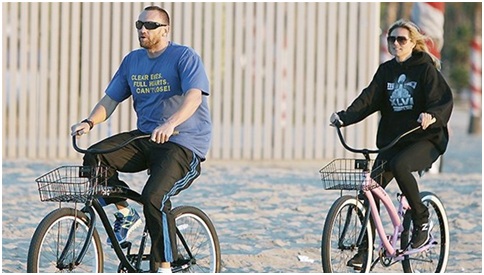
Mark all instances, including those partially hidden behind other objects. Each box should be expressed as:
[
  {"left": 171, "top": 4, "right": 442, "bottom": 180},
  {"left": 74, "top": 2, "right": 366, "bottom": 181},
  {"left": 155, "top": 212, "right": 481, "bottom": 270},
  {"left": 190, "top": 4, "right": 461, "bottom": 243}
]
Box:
[
  {"left": 361, "top": 171, "right": 436, "bottom": 261},
  {"left": 64, "top": 185, "right": 196, "bottom": 272},
  {"left": 93, "top": 200, "right": 139, "bottom": 272}
]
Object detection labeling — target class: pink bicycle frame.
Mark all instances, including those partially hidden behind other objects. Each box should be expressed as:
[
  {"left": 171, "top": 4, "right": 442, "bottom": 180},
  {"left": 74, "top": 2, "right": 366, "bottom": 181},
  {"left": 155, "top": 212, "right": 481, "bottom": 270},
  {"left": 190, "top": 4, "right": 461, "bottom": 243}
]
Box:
[
  {"left": 362, "top": 171, "right": 425, "bottom": 258},
  {"left": 362, "top": 171, "right": 435, "bottom": 260}
]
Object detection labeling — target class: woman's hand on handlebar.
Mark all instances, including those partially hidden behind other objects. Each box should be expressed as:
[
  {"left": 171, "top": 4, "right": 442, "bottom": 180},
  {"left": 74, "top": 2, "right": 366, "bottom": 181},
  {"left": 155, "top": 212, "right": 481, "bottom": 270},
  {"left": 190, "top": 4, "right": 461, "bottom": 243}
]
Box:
[
  {"left": 418, "top": 112, "right": 436, "bottom": 130},
  {"left": 329, "top": 112, "right": 343, "bottom": 127},
  {"left": 70, "top": 121, "right": 91, "bottom": 136}
]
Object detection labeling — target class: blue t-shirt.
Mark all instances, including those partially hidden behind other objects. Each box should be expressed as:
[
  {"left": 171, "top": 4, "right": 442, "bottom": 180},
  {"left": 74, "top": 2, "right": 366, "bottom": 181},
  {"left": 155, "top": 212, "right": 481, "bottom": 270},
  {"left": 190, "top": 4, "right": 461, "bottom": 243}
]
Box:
[{"left": 105, "top": 42, "right": 211, "bottom": 159}]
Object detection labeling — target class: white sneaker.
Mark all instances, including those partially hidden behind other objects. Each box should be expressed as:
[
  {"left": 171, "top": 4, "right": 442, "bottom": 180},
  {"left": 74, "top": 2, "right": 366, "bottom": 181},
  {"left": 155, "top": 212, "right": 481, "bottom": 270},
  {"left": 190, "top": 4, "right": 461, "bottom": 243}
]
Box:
[
  {"left": 157, "top": 262, "right": 172, "bottom": 273},
  {"left": 157, "top": 267, "right": 172, "bottom": 273}
]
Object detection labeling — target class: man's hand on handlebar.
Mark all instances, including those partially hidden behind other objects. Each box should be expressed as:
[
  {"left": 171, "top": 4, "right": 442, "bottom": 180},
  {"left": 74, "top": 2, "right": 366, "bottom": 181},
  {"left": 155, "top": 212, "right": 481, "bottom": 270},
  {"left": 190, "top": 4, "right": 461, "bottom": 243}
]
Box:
[
  {"left": 418, "top": 112, "right": 436, "bottom": 130},
  {"left": 329, "top": 112, "right": 343, "bottom": 127},
  {"left": 70, "top": 121, "right": 91, "bottom": 136},
  {"left": 151, "top": 122, "right": 176, "bottom": 144}
]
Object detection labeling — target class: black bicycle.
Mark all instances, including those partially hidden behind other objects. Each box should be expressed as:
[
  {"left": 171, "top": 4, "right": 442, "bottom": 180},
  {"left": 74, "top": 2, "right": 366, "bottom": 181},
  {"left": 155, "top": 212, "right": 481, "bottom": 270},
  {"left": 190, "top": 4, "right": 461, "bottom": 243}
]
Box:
[{"left": 27, "top": 134, "right": 221, "bottom": 273}]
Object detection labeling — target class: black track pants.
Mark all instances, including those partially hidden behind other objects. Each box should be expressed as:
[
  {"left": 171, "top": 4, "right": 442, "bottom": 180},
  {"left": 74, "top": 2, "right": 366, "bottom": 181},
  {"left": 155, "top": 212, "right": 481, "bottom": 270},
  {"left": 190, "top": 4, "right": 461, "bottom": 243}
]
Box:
[
  {"left": 374, "top": 139, "right": 441, "bottom": 225},
  {"left": 82, "top": 130, "right": 201, "bottom": 264}
]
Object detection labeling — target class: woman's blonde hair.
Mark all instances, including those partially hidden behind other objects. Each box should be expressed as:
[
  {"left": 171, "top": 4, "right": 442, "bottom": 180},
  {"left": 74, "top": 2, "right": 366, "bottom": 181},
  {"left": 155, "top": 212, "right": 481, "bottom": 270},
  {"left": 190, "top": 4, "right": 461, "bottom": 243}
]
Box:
[{"left": 388, "top": 19, "right": 441, "bottom": 70}]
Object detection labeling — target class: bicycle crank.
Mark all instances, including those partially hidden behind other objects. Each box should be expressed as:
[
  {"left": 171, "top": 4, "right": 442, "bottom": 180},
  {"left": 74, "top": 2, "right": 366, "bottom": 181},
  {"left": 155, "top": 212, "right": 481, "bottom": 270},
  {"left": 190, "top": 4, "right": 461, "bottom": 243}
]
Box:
[{"left": 378, "top": 248, "right": 396, "bottom": 267}]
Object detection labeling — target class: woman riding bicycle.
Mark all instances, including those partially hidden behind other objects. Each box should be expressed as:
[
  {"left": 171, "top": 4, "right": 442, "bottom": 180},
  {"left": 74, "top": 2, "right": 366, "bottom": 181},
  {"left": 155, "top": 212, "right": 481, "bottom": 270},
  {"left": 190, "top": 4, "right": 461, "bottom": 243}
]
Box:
[
  {"left": 70, "top": 6, "right": 211, "bottom": 273},
  {"left": 330, "top": 19, "right": 453, "bottom": 268}
]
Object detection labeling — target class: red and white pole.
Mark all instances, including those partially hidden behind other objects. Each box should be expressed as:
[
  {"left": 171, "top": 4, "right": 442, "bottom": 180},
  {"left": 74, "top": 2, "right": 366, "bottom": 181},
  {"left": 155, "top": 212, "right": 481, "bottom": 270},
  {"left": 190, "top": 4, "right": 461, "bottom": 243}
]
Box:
[
  {"left": 411, "top": 2, "right": 445, "bottom": 58},
  {"left": 469, "top": 36, "right": 482, "bottom": 134}
]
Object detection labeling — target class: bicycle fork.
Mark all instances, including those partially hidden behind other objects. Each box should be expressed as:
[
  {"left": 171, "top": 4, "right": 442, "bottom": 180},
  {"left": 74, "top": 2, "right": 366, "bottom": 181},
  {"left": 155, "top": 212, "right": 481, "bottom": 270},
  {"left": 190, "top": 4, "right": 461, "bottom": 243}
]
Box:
[
  {"left": 56, "top": 204, "right": 96, "bottom": 270},
  {"left": 341, "top": 193, "right": 373, "bottom": 251}
]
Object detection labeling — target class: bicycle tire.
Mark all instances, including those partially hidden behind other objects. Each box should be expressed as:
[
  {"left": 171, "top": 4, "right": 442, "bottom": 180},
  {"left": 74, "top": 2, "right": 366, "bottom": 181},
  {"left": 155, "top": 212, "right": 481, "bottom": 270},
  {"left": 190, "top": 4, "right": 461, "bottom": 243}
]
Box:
[
  {"left": 401, "top": 191, "right": 450, "bottom": 273},
  {"left": 321, "top": 195, "right": 373, "bottom": 273},
  {"left": 27, "top": 207, "right": 104, "bottom": 273},
  {"left": 172, "top": 206, "right": 221, "bottom": 273}
]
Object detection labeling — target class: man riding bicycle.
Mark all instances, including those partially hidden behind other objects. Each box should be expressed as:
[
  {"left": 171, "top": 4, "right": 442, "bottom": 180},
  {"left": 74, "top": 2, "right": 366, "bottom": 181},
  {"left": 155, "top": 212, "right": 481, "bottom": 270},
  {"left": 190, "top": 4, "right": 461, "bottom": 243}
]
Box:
[{"left": 70, "top": 6, "right": 211, "bottom": 273}]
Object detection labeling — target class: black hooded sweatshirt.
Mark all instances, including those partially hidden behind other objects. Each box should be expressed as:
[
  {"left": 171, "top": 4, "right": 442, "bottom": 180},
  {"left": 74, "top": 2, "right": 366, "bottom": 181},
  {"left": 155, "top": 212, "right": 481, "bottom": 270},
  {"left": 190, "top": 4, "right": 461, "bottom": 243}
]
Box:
[{"left": 337, "top": 51, "right": 453, "bottom": 154}]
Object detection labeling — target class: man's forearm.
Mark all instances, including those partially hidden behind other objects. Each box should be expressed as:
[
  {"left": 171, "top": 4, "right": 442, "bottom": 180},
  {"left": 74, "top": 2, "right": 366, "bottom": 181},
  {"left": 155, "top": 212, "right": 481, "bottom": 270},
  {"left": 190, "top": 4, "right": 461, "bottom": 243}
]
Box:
[
  {"left": 87, "top": 95, "right": 119, "bottom": 125},
  {"left": 166, "top": 89, "right": 202, "bottom": 127}
]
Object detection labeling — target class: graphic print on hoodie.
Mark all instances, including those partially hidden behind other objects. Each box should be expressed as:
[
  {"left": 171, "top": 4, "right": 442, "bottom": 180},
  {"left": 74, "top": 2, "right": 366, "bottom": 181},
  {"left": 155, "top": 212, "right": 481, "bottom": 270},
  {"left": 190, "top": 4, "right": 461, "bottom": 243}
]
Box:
[{"left": 388, "top": 74, "right": 417, "bottom": 112}]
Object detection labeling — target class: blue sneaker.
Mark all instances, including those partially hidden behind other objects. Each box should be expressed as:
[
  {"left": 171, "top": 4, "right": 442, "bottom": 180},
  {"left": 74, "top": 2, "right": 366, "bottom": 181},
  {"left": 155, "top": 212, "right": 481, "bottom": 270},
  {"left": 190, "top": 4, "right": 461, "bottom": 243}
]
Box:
[{"left": 107, "top": 208, "right": 142, "bottom": 246}]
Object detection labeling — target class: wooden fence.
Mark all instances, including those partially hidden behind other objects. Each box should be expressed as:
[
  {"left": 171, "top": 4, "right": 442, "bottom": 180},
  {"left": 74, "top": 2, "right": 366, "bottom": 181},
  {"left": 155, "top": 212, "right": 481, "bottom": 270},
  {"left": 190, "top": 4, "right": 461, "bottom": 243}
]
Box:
[{"left": 3, "top": 2, "right": 380, "bottom": 161}]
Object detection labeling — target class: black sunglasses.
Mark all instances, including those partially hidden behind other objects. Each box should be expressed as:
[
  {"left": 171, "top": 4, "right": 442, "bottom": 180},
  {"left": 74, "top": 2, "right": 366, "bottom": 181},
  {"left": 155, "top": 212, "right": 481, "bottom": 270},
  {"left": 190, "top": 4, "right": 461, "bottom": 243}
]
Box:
[
  {"left": 387, "top": 36, "right": 409, "bottom": 45},
  {"left": 135, "top": 20, "right": 167, "bottom": 30}
]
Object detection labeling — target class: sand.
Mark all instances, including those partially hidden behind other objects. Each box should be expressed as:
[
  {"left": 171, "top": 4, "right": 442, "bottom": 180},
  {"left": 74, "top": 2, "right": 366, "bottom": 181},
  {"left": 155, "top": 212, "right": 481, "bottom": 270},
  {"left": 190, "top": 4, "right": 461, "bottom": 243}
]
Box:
[{"left": 2, "top": 106, "right": 481, "bottom": 273}]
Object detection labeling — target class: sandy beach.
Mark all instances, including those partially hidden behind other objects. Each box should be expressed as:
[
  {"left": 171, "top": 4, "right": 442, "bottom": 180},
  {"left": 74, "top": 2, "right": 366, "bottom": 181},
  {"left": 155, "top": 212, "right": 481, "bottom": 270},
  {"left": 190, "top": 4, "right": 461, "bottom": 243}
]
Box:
[{"left": 2, "top": 106, "right": 482, "bottom": 273}]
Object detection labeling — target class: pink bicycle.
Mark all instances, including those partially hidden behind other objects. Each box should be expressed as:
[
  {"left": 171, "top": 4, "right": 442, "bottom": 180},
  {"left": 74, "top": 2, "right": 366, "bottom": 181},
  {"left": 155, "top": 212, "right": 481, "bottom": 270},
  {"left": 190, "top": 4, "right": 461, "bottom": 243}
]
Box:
[{"left": 320, "top": 124, "right": 449, "bottom": 273}]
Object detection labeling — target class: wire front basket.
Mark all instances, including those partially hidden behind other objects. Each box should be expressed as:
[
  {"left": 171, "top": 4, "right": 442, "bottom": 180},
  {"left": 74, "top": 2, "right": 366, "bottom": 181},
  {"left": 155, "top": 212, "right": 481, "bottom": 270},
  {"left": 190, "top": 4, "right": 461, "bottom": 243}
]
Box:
[
  {"left": 319, "top": 159, "right": 385, "bottom": 191},
  {"left": 36, "top": 166, "right": 108, "bottom": 203}
]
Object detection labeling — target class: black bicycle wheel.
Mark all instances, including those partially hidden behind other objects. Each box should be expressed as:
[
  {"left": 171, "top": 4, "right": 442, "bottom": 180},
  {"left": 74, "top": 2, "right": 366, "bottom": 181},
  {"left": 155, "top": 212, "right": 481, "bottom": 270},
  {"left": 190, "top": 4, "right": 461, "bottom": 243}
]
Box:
[
  {"left": 321, "top": 195, "right": 373, "bottom": 273},
  {"left": 27, "top": 207, "right": 103, "bottom": 273},
  {"left": 171, "top": 206, "right": 221, "bottom": 273},
  {"left": 401, "top": 191, "right": 449, "bottom": 273}
]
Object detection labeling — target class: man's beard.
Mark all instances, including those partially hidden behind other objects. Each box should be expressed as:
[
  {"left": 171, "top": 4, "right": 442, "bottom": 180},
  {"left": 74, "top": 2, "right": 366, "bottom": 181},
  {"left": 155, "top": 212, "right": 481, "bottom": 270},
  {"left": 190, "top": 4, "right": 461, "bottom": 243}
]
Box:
[
  {"left": 139, "top": 40, "right": 151, "bottom": 49},
  {"left": 139, "top": 37, "right": 159, "bottom": 49}
]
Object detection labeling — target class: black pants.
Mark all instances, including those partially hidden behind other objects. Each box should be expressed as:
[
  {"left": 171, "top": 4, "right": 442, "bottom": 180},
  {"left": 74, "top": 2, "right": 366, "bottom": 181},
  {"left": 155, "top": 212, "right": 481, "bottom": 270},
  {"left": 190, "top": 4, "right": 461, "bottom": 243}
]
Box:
[
  {"left": 83, "top": 130, "right": 201, "bottom": 265},
  {"left": 373, "top": 139, "right": 441, "bottom": 225}
]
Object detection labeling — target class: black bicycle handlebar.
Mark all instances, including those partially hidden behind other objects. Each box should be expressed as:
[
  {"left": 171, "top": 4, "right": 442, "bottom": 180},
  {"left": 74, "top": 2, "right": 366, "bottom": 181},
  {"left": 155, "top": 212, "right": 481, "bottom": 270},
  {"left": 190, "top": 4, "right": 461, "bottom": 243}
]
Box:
[
  {"left": 72, "top": 131, "right": 179, "bottom": 154},
  {"left": 334, "top": 125, "right": 421, "bottom": 155},
  {"left": 72, "top": 134, "right": 150, "bottom": 154}
]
